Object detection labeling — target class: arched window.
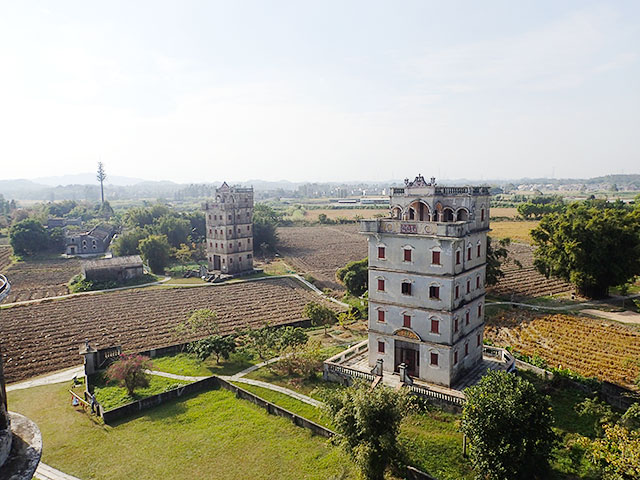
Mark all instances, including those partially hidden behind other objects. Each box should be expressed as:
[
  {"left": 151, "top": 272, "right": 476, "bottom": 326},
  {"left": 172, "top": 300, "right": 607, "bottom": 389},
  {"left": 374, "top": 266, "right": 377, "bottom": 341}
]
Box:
[
  {"left": 456, "top": 208, "right": 469, "bottom": 221},
  {"left": 442, "top": 208, "right": 454, "bottom": 222}
]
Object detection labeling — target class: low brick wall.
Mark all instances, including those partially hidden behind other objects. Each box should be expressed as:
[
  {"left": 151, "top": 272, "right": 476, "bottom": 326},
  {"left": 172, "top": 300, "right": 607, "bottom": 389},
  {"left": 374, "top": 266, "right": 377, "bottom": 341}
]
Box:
[
  {"left": 101, "top": 376, "right": 219, "bottom": 424},
  {"left": 216, "top": 377, "right": 333, "bottom": 438}
]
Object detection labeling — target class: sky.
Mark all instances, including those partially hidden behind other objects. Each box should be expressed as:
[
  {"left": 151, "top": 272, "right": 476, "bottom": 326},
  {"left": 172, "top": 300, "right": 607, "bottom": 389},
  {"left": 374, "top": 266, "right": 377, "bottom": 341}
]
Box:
[{"left": 0, "top": 1, "right": 639, "bottom": 183}]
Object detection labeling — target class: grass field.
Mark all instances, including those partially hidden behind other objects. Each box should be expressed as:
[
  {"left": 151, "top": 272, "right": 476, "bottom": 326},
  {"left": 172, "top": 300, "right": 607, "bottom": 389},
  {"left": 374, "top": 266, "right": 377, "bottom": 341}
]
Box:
[
  {"left": 289, "top": 208, "right": 388, "bottom": 222},
  {"left": 92, "top": 373, "right": 189, "bottom": 410},
  {"left": 490, "top": 207, "right": 519, "bottom": 218},
  {"left": 489, "top": 220, "right": 539, "bottom": 243},
  {"left": 151, "top": 352, "right": 257, "bottom": 377},
  {"left": 8, "top": 383, "right": 355, "bottom": 480}
]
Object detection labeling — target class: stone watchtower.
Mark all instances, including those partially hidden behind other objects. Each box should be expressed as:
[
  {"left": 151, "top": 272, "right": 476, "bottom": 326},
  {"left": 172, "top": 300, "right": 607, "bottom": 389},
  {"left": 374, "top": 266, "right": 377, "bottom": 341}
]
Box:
[
  {"left": 203, "top": 182, "right": 254, "bottom": 275},
  {"left": 360, "top": 175, "right": 490, "bottom": 387}
]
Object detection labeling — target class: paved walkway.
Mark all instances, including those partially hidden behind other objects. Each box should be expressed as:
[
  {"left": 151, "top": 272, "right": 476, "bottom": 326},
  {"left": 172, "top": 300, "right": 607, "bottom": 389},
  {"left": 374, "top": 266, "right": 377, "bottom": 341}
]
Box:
[
  {"left": 35, "top": 463, "right": 82, "bottom": 480},
  {"left": 581, "top": 308, "right": 640, "bottom": 325},
  {"left": 6, "top": 366, "right": 84, "bottom": 392}
]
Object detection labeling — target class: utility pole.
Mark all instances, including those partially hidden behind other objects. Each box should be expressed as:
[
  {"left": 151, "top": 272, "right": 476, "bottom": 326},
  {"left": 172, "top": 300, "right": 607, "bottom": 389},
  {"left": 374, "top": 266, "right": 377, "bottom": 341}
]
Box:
[{"left": 96, "top": 162, "right": 107, "bottom": 205}]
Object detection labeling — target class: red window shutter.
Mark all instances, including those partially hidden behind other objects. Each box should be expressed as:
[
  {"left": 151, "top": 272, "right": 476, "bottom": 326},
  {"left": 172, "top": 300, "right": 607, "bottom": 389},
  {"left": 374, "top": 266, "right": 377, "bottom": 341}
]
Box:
[
  {"left": 432, "top": 251, "right": 440, "bottom": 265},
  {"left": 456, "top": 251, "right": 461, "bottom": 265},
  {"left": 455, "top": 285, "right": 459, "bottom": 299},
  {"left": 478, "top": 304, "right": 482, "bottom": 317},
  {"left": 467, "top": 247, "right": 471, "bottom": 261},
  {"left": 466, "top": 280, "right": 470, "bottom": 294},
  {"left": 377, "top": 279, "right": 385, "bottom": 291},
  {"left": 454, "top": 351, "right": 458, "bottom": 364},
  {"left": 477, "top": 334, "right": 481, "bottom": 346},
  {"left": 481, "top": 209, "right": 485, "bottom": 221},
  {"left": 431, "top": 319, "right": 439, "bottom": 334},
  {"left": 454, "top": 318, "right": 459, "bottom": 332},
  {"left": 378, "top": 341, "right": 385, "bottom": 353},
  {"left": 403, "top": 315, "right": 411, "bottom": 328},
  {"left": 378, "top": 310, "right": 385, "bottom": 322},
  {"left": 466, "top": 312, "right": 470, "bottom": 325},
  {"left": 476, "top": 277, "right": 480, "bottom": 288},
  {"left": 404, "top": 249, "right": 412, "bottom": 262},
  {"left": 378, "top": 247, "right": 385, "bottom": 259},
  {"left": 430, "top": 352, "right": 438, "bottom": 366},
  {"left": 477, "top": 244, "right": 481, "bottom": 257},
  {"left": 465, "top": 344, "right": 469, "bottom": 356}
]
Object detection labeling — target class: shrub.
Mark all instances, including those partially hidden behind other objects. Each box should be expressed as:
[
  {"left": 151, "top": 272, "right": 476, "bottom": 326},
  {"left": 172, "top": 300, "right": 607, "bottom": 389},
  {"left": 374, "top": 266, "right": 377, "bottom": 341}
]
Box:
[{"left": 106, "top": 355, "right": 153, "bottom": 396}]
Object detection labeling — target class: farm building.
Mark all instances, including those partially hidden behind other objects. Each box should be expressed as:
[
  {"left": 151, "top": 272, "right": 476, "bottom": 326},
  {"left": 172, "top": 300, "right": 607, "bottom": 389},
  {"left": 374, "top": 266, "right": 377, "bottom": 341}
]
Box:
[
  {"left": 82, "top": 255, "right": 144, "bottom": 282},
  {"left": 66, "top": 224, "right": 114, "bottom": 256}
]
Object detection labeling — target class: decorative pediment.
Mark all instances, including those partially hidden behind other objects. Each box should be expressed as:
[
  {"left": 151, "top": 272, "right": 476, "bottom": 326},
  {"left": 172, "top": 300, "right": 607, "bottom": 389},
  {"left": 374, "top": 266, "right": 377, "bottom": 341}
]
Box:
[
  {"left": 393, "top": 328, "right": 421, "bottom": 341},
  {"left": 404, "top": 174, "right": 436, "bottom": 188}
]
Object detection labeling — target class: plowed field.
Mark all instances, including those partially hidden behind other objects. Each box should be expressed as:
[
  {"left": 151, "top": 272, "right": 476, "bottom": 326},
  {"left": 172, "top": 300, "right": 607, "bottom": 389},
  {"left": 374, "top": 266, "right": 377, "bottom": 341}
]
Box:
[
  {"left": 0, "top": 246, "right": 11, "bottom": 271},
  {"left": 278, "top": 225, "right": 367, "bottom": 291},
  {"left": 486, "top": 311, "right": 640, "bottom": 389},
  {"left": 489, "top": 242, "right": 573, "bottom": 298},
  {"left": 0, "top": 277, "right": 342, "bottom": 383},
  {"left": 1, "top": 257, "right": 81, "bottom": 304}
]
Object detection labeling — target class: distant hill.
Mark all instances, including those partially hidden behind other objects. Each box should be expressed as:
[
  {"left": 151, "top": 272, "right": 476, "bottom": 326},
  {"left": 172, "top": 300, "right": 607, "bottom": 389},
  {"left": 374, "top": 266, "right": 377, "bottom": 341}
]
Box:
[{"left": 34, "top": 173, "right": 146, "bottom": 186}]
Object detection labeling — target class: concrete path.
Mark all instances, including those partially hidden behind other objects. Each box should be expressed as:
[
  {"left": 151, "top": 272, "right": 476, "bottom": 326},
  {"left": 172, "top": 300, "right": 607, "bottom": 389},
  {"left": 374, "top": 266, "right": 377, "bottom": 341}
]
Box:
[
  {"left": 35, "top": 463, "right": 82, "bottom": 480},
  {"left": 146, "top": 370, "right": 208, "bottom": 382},
  {"left": 581, "top": 308, "right": 640, "bottom": 325},
  {"left": 227, "top": 376, "right": 322, "bottom": 407},
  {"left": 6, "top": 366, "right": 84, "bottom": 392}
]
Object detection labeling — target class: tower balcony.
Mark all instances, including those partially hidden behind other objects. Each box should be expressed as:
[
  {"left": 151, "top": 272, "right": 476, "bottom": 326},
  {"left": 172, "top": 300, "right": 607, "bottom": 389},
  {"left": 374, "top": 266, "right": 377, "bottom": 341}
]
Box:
[{"left": 360, "top": 219, "right": 472, "bottom": 238}]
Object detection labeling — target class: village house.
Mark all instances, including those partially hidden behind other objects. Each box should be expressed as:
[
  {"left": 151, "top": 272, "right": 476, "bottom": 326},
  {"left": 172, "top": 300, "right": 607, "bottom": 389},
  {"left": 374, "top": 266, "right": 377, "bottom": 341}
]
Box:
[
  {"left": 82, "top": 255, "right": 145, "bottom": 283},
  {"left": 65, "top": 224, "right": 114, "bottom": 256}
]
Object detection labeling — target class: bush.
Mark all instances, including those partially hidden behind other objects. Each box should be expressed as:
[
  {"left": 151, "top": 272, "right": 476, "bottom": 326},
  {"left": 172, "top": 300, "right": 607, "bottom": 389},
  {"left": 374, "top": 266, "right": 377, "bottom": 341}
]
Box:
[{"left": 106, "top": 355, "right": 153, "bottom": 396}]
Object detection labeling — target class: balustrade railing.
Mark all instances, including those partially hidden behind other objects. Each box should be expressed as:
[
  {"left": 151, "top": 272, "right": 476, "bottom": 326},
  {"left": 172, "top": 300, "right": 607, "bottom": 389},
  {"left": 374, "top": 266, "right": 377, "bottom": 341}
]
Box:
[{"left": 0, "top": 274, "right": 10, "bottom": 302}]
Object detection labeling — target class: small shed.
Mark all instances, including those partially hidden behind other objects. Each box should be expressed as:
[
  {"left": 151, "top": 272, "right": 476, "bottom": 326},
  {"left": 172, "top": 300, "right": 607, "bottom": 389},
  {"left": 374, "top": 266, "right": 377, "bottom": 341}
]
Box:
[{"left": 82, "top": 255, "right": 145, "bottom": 283}]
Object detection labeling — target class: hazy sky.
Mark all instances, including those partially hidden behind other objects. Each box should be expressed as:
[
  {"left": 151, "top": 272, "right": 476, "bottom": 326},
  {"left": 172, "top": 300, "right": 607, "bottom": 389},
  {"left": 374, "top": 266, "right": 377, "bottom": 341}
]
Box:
[{"left": 1, "top": 1, "right": 639, "bottom": 183}]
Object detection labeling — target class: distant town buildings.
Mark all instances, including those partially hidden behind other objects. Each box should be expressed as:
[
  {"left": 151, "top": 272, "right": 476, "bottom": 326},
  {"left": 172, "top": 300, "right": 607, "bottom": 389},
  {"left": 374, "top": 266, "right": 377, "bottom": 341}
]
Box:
[
  {"left": 203, "top": 182, "right": 254, "bottom": 275},
  {"left": 360, "top": 175, "right": 490, "bottom": 387}
]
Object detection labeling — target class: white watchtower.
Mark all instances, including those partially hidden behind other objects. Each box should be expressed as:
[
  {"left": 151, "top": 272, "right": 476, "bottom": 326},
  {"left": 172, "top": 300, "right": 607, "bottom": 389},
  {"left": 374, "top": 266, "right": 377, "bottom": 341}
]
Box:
[{"left": 360, "top": 175, "right": 490, "bottom": 387}]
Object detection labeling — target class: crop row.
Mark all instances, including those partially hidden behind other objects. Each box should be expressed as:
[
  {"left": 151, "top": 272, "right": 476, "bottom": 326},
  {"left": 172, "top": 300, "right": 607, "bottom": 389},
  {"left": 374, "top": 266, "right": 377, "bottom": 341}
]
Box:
[
  {"left": 0, "top": 277, "right": 342, "bottom": 383},
  {"left": 486, "top": 312, "right": 640, "bottom": 388}
]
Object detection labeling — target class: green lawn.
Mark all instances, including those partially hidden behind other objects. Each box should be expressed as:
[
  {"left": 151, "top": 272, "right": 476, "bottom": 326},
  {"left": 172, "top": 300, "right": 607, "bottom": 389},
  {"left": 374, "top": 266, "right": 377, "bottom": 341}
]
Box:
[
  {"left": 232, "top": 382, "right": 330, "bottom": 427},
  {"left": 92, "top": 374, "right": 189, "bottom": 410},
  {"left": 8, "top": 382, "right": 355, "bottom": 480},
  {"left": 151, "top": 351, "right": 257, "bottom": 377}
]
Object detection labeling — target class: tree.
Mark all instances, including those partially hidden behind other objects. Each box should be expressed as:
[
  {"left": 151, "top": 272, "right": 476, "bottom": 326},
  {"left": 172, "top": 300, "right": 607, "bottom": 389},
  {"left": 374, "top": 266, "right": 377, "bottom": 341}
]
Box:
[
  {"left": 139, "top": 234, "right": 171, "bottom": 273},
  {"left": 97, "top": 162, "right": 107, "bottom": 205},
  {"left": 460, "top": 370, "right": 557, "bottom": 480},
  {"left": 336, "top": 258, "right": 368, "bottom": 296},
  {"left": 253, "top": 203, "right": 280, "bottom": 253},
  {"left": 323, "top": 382, "right": 408, "bottom": 480},
  {"left": 189, "top": 335, "right": 236, "bottom": 362},
  {"left": 155, "top": 215, "right": 191, "bottom": 248},
  {"left": 111, "top": 227, "right": 148, "bottom": 256},
  {"left": 175, "top": 243, "right": 193, "bottom": 271},
  {"left": 303, "top": 301, "right": 337, "bottom": 335},
  {"left": 176, "top": 308, "right": 219, "bottom": 338},
  {"left": 486, "top": 237, "right": 521, "bottom": 286},
  {"left": 9, "top": 218, "right": 49, "bottom": 256},
  {"left": 531, "top": 202, "right": 640, "bottom": 298},
  {"left": 106, "top": 354, "right": 152, "bottom": 396}
]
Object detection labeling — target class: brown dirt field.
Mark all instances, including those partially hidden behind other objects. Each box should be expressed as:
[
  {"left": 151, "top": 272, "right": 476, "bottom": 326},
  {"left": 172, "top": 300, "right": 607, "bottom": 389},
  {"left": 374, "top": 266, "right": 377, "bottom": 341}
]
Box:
[
  {"left": 0, "top": 277, "right": 342, "bottom": 383},
  {"left": 489, "top": 242, "right": 573, "bottom": 298},
  {"left": 486, "top": 310, "right": 640, "bottom": 389},
  {"left": 1, "top": 257, "right": 81, "bottom": 304},
  {"left": 0, "top": 246, "right": 11, "bottom": 272},
  {"left": 278, "top": 225, "right": 367, "bottom": 291},
  {"left": 489, "top": 220, "right": 539, "bottom": 244}
]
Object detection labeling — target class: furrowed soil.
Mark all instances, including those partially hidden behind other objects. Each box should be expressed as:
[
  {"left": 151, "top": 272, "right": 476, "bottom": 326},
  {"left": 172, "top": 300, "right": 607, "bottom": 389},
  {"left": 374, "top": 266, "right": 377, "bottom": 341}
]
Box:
[
  {"left": 278, "top": 224, "right": 367, "bottom": 291},
  {"left": 1, "top": 257, "right": 81, "bottom": 304},
  {"left": 0, "top": 277, "right": 341, "bottom": 383}
]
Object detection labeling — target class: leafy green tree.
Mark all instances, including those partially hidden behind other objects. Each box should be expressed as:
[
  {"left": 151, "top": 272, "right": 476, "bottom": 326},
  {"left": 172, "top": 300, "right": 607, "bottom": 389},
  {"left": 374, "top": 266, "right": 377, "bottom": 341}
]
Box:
[
  {"left": 174, "top": 243, "right": 193, "bottom": 271},
  {"left": 336, "top": 258, "right": 368, "bottom": 296},
  {"left": 139, "top": 234, "right": 172, "bottom": 273},
  {"left": 517, "top": 195, "right": 565, "bottom": 219},
  {"left": 323, "top": 382, "right": 408, "bottom": 480},
  {"left": 155, "top": 215, "right": 191, "bottom": 248},
  {"left": 531, "top": 202, "right": 640, "bottom": 298},
  {"left": 106, "top": 354, "right": 152, "bottom": 396},
  {"left": 189, "top": 335, "right": 236, "bottom": 362},
  {"left": 111, "top": 227, "right": 149, "bottom": 256},
  {"left": 242, "top": 325, "right": 279, "bottom": 361},
  {"left": 277, "top": 326, "right": 309, "bottom": 350},
  {"left": 303, "top": 301, "right": 337, "bottom": 335},
  {"left": 460, "top": 370, "right": 557, "bottom": 480},
  {"left": 9, "top": 218, "right": 49, "bottom": 256},
  {"left": 253, "top": 203, "right": 280, "bottom": 253}
]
